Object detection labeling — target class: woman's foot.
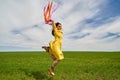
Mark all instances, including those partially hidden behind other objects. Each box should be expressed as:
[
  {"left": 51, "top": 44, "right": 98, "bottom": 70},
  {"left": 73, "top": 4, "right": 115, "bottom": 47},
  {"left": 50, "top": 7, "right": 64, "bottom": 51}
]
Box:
[
  {"left": 42, "top": 46, "right": 49, "bottom": 52},
  {"left": 48, "top": 67, "right": 55, "bottom": 76}
]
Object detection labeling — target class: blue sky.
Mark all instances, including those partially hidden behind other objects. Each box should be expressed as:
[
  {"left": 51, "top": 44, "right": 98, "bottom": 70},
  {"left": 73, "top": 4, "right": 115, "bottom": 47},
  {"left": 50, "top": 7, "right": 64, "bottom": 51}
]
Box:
[{"left": 0, "top": 0, "right": 120, "bottom": 51}]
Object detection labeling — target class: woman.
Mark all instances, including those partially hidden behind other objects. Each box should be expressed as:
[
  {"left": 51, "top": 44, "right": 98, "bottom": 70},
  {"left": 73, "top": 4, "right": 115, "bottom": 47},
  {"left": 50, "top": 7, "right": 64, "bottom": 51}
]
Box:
[{"left": 42, "top": 20, "right": 64, "bottom": 76}]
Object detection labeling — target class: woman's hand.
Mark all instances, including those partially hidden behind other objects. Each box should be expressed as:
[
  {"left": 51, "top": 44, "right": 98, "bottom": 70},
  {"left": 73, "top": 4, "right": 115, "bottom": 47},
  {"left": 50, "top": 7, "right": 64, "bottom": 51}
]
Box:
[
  {"left": 49, "top": 19, "right": 55, "bottom": 26},
  {"left": 49, "top": 19, "right": 54, "bottom": 23}
]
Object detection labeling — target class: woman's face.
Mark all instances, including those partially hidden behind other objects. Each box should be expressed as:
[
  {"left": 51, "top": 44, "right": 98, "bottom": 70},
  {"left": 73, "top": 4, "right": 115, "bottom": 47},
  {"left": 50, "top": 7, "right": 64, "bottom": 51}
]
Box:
[{"left": 56, "top": 24, "right": 62, "bottom": 30}]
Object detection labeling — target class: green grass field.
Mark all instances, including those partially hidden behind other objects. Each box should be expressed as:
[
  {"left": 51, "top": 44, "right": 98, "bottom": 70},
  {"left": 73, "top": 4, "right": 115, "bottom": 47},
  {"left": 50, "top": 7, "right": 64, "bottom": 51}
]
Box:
[{"left": 0, "top": 51, "right": 120, "bottom": 80}]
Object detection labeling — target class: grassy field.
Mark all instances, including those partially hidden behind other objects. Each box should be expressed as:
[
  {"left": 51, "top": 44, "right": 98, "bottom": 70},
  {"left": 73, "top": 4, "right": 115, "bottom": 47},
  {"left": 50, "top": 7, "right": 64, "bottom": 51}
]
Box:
[{"left": 0, "top": 51, "right": 120, "bottom": 80}]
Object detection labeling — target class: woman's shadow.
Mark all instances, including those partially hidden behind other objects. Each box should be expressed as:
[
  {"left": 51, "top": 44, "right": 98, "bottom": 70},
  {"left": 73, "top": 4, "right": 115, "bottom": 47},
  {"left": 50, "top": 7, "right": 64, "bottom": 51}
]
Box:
[{"left": 19, "top": 68, "right": 53, "bottom": 80}]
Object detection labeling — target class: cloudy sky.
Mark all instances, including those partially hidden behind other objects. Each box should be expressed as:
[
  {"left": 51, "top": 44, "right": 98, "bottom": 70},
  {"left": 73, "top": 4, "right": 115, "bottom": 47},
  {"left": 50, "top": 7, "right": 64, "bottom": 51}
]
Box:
[{"left": 0, "top": 0, "right": 120, "bottom": 51}]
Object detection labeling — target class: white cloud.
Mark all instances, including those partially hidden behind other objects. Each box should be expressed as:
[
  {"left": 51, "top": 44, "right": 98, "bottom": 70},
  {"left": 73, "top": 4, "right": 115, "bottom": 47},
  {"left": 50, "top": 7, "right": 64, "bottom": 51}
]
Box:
[{"left": 63, "top": 16, "right": 120, "bottom": 51}]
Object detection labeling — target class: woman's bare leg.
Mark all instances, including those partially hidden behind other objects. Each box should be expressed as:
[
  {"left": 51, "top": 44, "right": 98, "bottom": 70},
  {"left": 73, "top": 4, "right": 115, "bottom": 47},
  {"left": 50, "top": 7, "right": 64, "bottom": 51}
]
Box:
[
  {"left": 42, "top": 46, "right": 61, "bottom": 76},
  {"left": 52, "top": 59, "right": 60, "bottom": 69},
  {"left": 49, "top": 59, "right": 60, "bottom": 76},
  {"left": 42, "top": 46, "right": 49, "bottom": 52}
]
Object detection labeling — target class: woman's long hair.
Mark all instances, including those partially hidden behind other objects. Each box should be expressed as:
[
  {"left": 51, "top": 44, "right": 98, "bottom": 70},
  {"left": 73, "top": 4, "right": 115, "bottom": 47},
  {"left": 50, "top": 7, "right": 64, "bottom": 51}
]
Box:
[{"left": 52, "top": 22, "right": 61, "bottom": 36}]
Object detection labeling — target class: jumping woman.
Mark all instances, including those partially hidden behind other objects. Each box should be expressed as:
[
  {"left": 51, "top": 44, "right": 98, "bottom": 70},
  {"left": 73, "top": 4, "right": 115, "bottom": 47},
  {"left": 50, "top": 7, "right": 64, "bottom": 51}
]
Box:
[{"left": 42, "top": 20, "right": 64, "bottom": 76}]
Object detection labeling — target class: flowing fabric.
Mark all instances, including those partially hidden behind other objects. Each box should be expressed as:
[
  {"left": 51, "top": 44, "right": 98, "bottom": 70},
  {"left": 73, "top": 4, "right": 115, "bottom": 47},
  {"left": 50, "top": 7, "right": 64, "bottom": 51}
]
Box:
[
  {"left": 43, "top": 2, "right": 58, "bottom": 25},
  {"left": 44, "top": 2, "right": 52, "bottom": 24}
]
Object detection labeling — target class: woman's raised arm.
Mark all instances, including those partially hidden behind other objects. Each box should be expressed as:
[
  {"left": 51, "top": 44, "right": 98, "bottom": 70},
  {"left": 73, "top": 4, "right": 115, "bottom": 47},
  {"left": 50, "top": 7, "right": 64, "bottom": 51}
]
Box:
[{"left": 50, "top": 20, "right": 57, "bottom": 30}]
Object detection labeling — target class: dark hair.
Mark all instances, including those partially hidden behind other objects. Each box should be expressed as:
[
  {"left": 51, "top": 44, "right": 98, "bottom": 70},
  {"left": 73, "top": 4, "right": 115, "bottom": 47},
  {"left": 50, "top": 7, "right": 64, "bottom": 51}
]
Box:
[
  {"left": 56, "top": 22, "right": 61, "bottom": 26},
  {"left": 52, "top": 22, "right": 61, "bottom": 36}
]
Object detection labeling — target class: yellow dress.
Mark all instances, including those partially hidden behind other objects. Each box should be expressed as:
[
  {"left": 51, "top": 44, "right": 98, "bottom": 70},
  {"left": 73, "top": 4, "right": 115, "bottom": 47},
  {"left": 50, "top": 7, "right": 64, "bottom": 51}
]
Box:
[{"left": 49, "top": 23, "right": 64, "bottom": 60}]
